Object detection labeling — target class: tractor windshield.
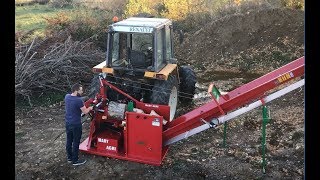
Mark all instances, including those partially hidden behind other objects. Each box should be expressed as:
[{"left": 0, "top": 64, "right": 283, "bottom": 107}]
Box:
[{"left": 110, "top": 32, "right": 153, "bottom": 68}]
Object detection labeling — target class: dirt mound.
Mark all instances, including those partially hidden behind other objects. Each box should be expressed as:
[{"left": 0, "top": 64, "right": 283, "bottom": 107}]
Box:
[{"left": 175, "top": 8, "right": 304, "bottom": 74}]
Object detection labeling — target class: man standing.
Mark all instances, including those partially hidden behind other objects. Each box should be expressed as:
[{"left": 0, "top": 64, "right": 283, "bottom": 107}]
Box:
[{"left": 64, "top": 83, "right": 93, "bottom": 166}]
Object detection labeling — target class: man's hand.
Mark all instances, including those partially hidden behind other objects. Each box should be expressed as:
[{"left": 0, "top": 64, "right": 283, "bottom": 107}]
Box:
[{"left": 81, "top": 105, "right": 93, "bottom": 114}]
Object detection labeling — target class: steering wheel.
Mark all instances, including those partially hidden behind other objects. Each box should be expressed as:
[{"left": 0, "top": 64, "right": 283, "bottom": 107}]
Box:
[
  {"left": 140, "top": 43, "right": 152, "bottom": 52},
  {"left": 112, "top": 59, "right": 128, "bottom": 66}
]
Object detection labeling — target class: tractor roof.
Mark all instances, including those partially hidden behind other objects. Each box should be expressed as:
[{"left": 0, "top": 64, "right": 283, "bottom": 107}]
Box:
[{"left": 110, "top": 17, "right": 172, "bottom": 33}]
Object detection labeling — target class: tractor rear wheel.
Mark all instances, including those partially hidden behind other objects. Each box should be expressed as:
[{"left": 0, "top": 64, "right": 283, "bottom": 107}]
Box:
[
  {"left": 150, "top": 74, "right": 178, "bottom": 121},
  {"left": 178, "top": 66, "right": 197, "bottom": 104}
]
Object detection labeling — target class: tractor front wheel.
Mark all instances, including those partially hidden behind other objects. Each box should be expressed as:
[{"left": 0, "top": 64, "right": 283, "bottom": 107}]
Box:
[
  {"left": 150, "top": 75, "right": 178, "bottom": 121},
  {"left": 178, "top": 66, "right": 197, "bottom": 104},
  {"left": 88, "top": 74, "right": 100, "bottom": 99},
  {"left": 87, "top": 74, "right": 118, "bottom": 101}
]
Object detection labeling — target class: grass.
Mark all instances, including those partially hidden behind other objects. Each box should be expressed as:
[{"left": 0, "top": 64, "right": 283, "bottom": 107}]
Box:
[
  {"left": 15, "top": 3, "right": 74, "bottom": 38},
  {"left": 15, "top": 3, "right": 111, "bottom": 43}
]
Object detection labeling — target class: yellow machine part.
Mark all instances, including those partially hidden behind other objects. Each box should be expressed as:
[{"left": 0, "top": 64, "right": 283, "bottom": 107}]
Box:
[
  {"left": 92, "top": 61, "right": 114, "bottom": 74},
  {"left": 144, "top": 64, "right": 177, "bottom": 80},
  {"left": 92, "top": 62, "right": 177, "bottom": 80}
]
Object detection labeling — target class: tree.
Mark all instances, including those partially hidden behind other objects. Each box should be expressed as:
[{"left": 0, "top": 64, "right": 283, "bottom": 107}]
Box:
[{"left": 124, "top": 0, "right": 161, "bottom": 18}]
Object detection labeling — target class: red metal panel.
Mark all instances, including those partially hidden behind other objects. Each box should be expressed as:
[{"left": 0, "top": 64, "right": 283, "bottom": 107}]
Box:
[
  {"left": 163, "top": 57, "right": 304, "bottom": 142},
  {"left": 126, "top": 112, "right": 164, "bottom": 164},
  {"left": 80, "top": 137, "right": 169, "bottom": 166},
  {"left": 79, "top": 111, "right": 169, "bottom": 165},
  {"left": 135, "top": 102, "right": 170, "bottom": 121},
  {"left": 96, "top": 131, "right": 121, "bottom": 153}
]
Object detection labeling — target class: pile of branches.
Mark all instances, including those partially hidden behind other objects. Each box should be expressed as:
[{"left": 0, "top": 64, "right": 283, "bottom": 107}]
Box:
[{"left": 15, "top": 30, "right": 104, "bottom": 105}]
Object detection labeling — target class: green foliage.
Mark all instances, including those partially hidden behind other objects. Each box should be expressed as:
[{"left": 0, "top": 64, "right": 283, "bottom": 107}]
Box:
[
  {"left": 166, "top": 0, "right": 207, "bottom": 20},
  {"left": 48, "top": 0, "right": 74, "bottom": 8},
  {"left": 124, "top": 0, "right": 159, "bottom": 18},
  {"left": 44, "top": 12, "right": 70, "bottom": 32},
  {"left": 15, "top": 0, "right": 35, "bottom": 5},
  {"left": 15, "top": 0, "right": 50, "bottom": 6},
  {"left": 15, "top": 3, "right": 74, "bottom": 42},
  {"left": 280, "top": 0, "right": 304, "bottom": 10},
  {"left": 271, "top": 50, "right": 291, "bottom": 63},
  {"left": 76, "top": 0, "right": 127, "bottom": 15},
  {"left": 124, "top": 0, "right": 208, "bottom": 20},
  {"left": 74, "top": 9, "right": 112, "bottom": 48},
  {"left": 15, "top": 3, "right": 116, "bottom": 46},
  {"left": 161, "top": 0, "right": 191, "bottom": 20}
]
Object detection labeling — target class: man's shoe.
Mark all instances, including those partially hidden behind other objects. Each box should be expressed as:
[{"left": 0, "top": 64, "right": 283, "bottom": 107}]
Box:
[
  {"left": 67, "top": 159, "right": 72, "bottom": 163},
  {"left": 72, "top": 159, "right": 87, "bottom": 166}
]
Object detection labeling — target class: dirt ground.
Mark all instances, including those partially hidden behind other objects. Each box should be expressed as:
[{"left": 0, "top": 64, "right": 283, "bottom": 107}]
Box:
[{"left": 15, "top": 7, "right": 304, "bottom": 180}]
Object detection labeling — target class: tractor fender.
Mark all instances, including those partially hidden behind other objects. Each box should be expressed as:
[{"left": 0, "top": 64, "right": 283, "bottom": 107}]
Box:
[{"left": 144, "top": 64, "right": 179, "bottom": 82}]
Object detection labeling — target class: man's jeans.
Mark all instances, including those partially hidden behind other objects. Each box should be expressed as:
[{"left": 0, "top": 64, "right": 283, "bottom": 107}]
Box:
[{"left": 65, "top": 122, "right": 82, "bottom": 162}]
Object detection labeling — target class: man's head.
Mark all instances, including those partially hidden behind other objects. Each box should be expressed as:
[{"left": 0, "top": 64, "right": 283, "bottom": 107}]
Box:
[{"left": 71, "top": 83, "right": 83, "bottom": 96}]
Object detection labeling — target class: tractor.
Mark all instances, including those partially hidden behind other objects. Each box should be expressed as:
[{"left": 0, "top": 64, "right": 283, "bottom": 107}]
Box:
[{"left": 89, "top": 16, "right": 197, "bottom": 121}]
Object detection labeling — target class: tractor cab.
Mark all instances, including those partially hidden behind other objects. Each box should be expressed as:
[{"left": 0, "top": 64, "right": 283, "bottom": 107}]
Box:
[
  {"left": 90, "top": 17, "right": 196, "bottom": 122},
  {"left": 105, "top": 17, "right": 176, "bottom": 76}
]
